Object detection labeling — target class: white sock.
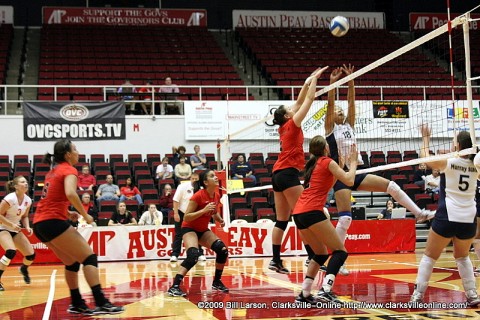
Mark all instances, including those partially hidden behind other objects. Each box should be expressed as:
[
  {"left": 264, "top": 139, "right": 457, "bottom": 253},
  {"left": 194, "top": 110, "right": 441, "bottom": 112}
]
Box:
[
  {"left": 415, "top": 255, "right": 436, "bottom": 294},
  {"left": 387, "top": 181, "right": 422, "bottom": 216},
  {"left": 322, "top": 274, "right": 335, "bottom": 293},
  {"left": 473, "top": 240, "right": 480, "bottom": 261},
  {"left": 456, "top": 256, "right": 477, "bottom": 294},
  {"left": 302, "top": 277, "right": 314, "bottom": 297}
]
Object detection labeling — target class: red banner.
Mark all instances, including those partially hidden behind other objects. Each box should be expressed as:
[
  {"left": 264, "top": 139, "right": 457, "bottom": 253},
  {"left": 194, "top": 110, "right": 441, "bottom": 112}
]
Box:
[
  {"left": 1, "top": 219, "right": 415, "bottom": 264},
  {"left": 409, "top": 12, "right": 480, "bottom": 31},
  {"left": 42, "top": 7, "right": 207, "bottom": 27}
]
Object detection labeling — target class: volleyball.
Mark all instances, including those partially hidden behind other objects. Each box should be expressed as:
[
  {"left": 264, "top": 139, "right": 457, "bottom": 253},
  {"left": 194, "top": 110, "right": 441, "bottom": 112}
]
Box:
[{"left": 329, "top": 16, "right": 349, "bottom": 37}]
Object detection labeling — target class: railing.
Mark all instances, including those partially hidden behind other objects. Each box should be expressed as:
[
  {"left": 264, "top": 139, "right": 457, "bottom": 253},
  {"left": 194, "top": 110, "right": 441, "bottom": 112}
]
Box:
[{"left": 0, "top": 84, "right": 478, "bottom": 115}]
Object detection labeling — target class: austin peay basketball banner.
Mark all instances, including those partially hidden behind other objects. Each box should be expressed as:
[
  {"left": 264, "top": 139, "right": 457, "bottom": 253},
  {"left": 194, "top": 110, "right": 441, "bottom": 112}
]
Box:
[
  {"left": 22, "top": 101, "right": 126, "bottom": 141},
  {"left": 2, "top": 220, "right": 415, "bottom": 264},
  {"left": 43, "top": 7, "right": 207, "bottom": 27}
]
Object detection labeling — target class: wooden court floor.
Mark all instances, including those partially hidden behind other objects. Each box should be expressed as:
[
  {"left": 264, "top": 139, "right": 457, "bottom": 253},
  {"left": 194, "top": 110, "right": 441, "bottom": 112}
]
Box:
[{"left": 1, "top": 249, "right": 480, "bottom": 319}]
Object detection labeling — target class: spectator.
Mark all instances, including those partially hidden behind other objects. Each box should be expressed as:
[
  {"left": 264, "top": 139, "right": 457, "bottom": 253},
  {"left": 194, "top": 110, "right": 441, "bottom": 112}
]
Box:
[
  {"left": 138, "top": 204, "right": 162, "bottom": 226},
  {"left": 71, "top": 193, "right": 98, "bottom": 227},
  {"left": 174, "top": 155, "right": 192, "bottom": 185},
  {"left": 156, "top": 157, "right": 174, "bottom": 180},
  {"left": 119, "top": 177, "right": 143, "bottom": 205},
  {"left": 377, "top": 199, "right": 395, "bottom": 219},
  {"left": 159, "top": 76, "right": 183, "bottom": 115},
  {"left": 230, "top": 154, "right": 256, "bottom": 185},
  {"left": 159, "top": 184, "right": 174, "bottom": 224},
  {"left": 77, "top": 165, "right": 96, "bottom": 191},
  {"left": 138, "top": 80, "right": 154, "bottom": 115},
  {"left": 95, "top": 175, "right": 120, "bottom": 207},
  {"left": 171, "top": 145, "right": 187, "bottom": 168},
  {"left": 117, "top": 79, "right": 136, "bottom": 113},
  {"left": 413, "top": 163, "right": 431, "bottom": 188},
  {"left": 190, "top": 145, "right": 207, "bottom": 172},
  {"left": 108, "top": 201, "right": 137, "bottom": 226},
  {"left": 425, "top": 168, "right": 440, "bottom": 194}
]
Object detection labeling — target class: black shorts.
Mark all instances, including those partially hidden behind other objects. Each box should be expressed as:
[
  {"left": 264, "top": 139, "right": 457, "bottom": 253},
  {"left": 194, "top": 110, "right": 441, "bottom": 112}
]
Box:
[
  {"left": 293, "top": 210, "right": 329, "bottom": 230},
  {"left": 0, "top": 229, "right": 20, "bottom": 238},
  {"left": 333, "top": 173, "right": 368, "bottom": 192},
  {"left": 272, "top": 168, "right": 301, "bottom": 192},
  {"left": 431, "top": 218, "right": 477, "bottom": 240},
  {"left": 181, "top": 227, "right": 210, "bottom": 241},
  {"left": 33, "top": 219, "right": 71, "bottom": 243}
]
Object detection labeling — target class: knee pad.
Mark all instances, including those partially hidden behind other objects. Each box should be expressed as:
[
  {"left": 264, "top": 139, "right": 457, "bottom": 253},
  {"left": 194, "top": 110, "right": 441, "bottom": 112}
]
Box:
[
  {"left": 275, "top": 220, "right": 289, "bottom": 232},
  {"left": 211, "top": 239, "right": 228, "bottom": 264},
  {"left": 387, "top": 181, "right": 401, "bottom": 198},
  {"left": 82, "top": 254, "right": 98, "bottom": 268},
  {"left": 332, "top": 250, "right": 348, "bottom": 265},
  {"left": 65, "top": 261, "right": 81, "bottom": 272},
  {"left": 181, "top": 247, "right": 199, "bottom": 270},
  {"left": 337, "top": 214, "right": 352, "bottom": 231},
  {"left": 312, "top": 254, "right": 329, "bottom": 266},
  {"left": 0, "top": 249, "right": 16, "bottom": 266},
  {"left": 23, "top": 253, "right": 35, "bottom": 266}
]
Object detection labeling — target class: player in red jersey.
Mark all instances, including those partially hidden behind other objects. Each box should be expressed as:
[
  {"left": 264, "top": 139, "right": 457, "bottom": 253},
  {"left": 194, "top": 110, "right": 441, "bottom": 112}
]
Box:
[
  {"left": 293, "top": 135, "right": 358, "bottom": 304},
  {"left": 167, "top": 169, "right": 228, "bottom": 297},
  {"left": 270, "top": 66, "right": 329, "bottom": 274},
  {"left": 32, "top": 139, "right": 124, "bottom": 316}
]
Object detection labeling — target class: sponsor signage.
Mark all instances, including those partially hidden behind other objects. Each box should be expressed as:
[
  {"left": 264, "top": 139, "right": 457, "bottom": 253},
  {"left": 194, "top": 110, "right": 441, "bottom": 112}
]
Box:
[
  {"left": 373, "top": 101, "right": 409, "bottom": 118},
  {"left": 43, "top": 7, "right": 207, "bottom": 27},
  {"left": 2, "top": 220, "right": 415, "bottom": 263},
  {"left": 409, "top": 12, "right": 480, "bottom": 30},
  {"left": 232, "top": 10, "right": 385, "bottom": 29},
  {"left": 0, "top": 6, "right": 14, "bottom": 24},
  {"left": 23, "top": 101, "right": 126, "bottom": 141}
]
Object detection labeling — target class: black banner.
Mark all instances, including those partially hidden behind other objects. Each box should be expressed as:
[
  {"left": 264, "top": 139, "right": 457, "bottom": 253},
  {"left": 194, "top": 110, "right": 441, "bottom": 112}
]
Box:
[
  {"left": 372, "top": 101, "right": 409, "bottom": 118},
  {"left": 23, "top": 101, "right": 126, "bottom": 141}
]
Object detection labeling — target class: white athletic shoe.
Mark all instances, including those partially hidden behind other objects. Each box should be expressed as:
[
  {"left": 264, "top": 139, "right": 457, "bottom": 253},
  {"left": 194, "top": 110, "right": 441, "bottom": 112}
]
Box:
[
  {"left": 338, "top": 265, "right": 350, "bottom": 276},
  {"left": 410, "top": 290, "right": 423, "bottom": 303},
  {"left": 416, "top": 209, "right": 435, "bottom": 223},
  {"left": 169, "top": 256, "right": 178, "bottom": 262},
  {"left": 198, "top": 255, "right": 207, "bottom": 261}
]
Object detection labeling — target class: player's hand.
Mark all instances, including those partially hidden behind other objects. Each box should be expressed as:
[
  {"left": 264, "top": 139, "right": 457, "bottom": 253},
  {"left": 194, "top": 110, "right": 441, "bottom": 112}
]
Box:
[
  {"left": 219, "top": 220, "right": 225, "bottom": 227},
  {"left": 25, "top": 227, "right": 33, "bottom": 236},
  {"left": 349, "top": 144, "right": 358, "bottom": 165},
  {"left": 419, "top": 124, "right": 431, "bottom": 137},
  {"left": 330, "top": 67, "right": 343, "bottom": 83},
  {"left": 174, "top": 212, "right": 180, "bottom": 223},
  {"left": 83, "top": 214, "right": 94, "bottom": 224},
  {"left": 341, "top": 64, "right": 355, "bottom": 76},
  {"left": 67, "top": 211, "right": 80, "bottom": 222},
  {"left": 203, "top": 202, "right": 216, "bottom": 215}
]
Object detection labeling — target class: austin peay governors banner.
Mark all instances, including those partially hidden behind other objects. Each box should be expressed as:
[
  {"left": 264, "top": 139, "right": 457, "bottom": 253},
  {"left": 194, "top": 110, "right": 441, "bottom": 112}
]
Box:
[
  {"left": 43, "top": 7, "right": 207, "bottom": 27},
  {"left": 23, "top": 101, "right": 126, "bottom": 141}
]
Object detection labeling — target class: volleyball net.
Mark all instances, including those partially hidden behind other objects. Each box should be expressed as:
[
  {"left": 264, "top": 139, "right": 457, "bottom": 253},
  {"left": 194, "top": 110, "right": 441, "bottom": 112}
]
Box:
[{"left": 219, "top": 10, "right": 478, "bottom": 222}]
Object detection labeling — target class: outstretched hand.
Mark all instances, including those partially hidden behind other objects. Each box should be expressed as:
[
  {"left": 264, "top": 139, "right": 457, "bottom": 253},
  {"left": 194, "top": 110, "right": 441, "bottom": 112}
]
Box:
[
  {"left": 341, "top": 64, "right": 355, "bottom": 76},
  {"left": 305, "top": 66, "right": 329, "bottom": 84},
  {"left": 419, "top": 124, "right": 431, "bottom": 138},
  {"left": 330, "top": 67, "right": 343, "bottom": 83}
]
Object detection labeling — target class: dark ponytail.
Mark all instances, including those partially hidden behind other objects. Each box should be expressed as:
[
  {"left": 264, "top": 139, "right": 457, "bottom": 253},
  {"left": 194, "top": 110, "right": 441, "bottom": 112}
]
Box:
[
  {"left": 273, "top": 105, "right": 288, "bottom": 126},
  {"left": 43, "top": 139, "right": 73, "bottom": 165},
  {"left": 457, "top": 131, "right": 475, "bottom": 161}
]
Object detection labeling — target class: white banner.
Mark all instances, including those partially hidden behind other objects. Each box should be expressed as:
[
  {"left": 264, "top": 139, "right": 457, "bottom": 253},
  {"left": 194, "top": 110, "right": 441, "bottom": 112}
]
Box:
[
  {"left": 184, "top": 100, "right": 480, "bottom": 141},
  {"left": 232, "top": 10, "right": 385, "bottom": 29},
  {"left": 0, "top": 6, "right": 14, "bottom": 24}
]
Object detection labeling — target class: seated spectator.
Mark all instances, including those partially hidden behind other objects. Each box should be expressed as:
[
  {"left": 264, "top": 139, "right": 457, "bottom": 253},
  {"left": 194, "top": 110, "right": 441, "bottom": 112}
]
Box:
[
  {"left": 174, "top": 155, "right": 192, "bottom": 185},
  {"left": 377, "top": 199, "right": 395, "bottom": 219},
  {"left": 425, "top": 169, "right": 440, "bottom": 194},
  {"left": 138, "top": 204, "right": 162, "bottom": 226},
  {"left": 171, "top": 145, "right": 187, "bottom": 168},
  {"left": 190, "top": 144, "right": 207, "bottom": 172},
  {"left": 413, "top": 162, "right": 431, "bottom": 188},
  {"left": 159, "top": 184, "right": 174, "bottom": 224},
  {"left": 156, "top": 156, "right": 174, "bottom": 180},
  {"left": 119, "top": 177, "right": 143, "bottom": 205},
  {"left": 77, "top": 165, "right": 96, "bottom": 191},
  {"left": 159, "top": 76, "right": 183, "bottom": 115},
  {"left": 108, "top": 201, "right": 137, "bottom": 226},
  {"left": 138, "top": 80, "right": 154, "bottom": 115},
  {"left": 230, "top": 153, "right": 257, "bottom": 185},
  {"left": 70, "top": 193, "right": 98, "bottom": 227},
  {"left": 117, "top": 79, "right": 136, "bottom": 113},
  {"left": 95, "top": 174, "right": 120, "bottom": 207}
]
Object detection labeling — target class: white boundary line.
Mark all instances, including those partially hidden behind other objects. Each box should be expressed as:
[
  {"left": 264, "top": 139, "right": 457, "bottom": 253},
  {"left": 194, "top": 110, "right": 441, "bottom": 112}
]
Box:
[{"left": 42, "top": 269, "right": 57, "bottom": 320}]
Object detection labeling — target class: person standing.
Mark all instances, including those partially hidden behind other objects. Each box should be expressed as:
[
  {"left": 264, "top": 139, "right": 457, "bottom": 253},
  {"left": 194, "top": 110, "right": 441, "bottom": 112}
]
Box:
[
  {"left": 32, "top": 139, "right": 124, "bottom": 315},
  {"left": 0, "top": 176, "right": 34, "bottom": 291},
  {"left": 270, "top": 66, "right": 328, "bottom": 274}
]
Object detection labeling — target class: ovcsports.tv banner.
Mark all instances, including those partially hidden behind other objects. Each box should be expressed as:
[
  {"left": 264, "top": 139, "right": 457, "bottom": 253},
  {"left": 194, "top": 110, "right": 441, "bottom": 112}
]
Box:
[{"left": 23, "top": 101, "right": 126, "bottom": 141}]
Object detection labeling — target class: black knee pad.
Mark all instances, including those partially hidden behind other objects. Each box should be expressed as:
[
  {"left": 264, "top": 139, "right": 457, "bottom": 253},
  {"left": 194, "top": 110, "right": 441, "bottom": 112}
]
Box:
[
  {"left": 211, "top": 239, "right": 228, "bottom": 264},
  {"left": 275, "top": 220, "right": 289, "bottom": 231},
  {"left": 65, "top": 261, "right": 81, "bottom": 272},
  {"left": 82, "top": 254, "right": 98, "bottom": 268},
  {"left": 181, "top": 247, "right": 199, "bottom": 271},
  {"left": 312, "top": 254, "right": 329, "bottom": 266},
  {"left": 5, "top": 249, "right": 16, "bottom": 260},
  {"left": 25, "top": 253, "right": 35, "bottom": 261},
  {"left": 332, "top": 250, "right": 348, "bottom": 263}
]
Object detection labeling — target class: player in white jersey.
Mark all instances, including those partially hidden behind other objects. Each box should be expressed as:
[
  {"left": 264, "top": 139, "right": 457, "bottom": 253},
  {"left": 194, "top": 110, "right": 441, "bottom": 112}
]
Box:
[
  {"left": 411, "top": 125, "right": 480, "bottom": 306},
  {"left": 0, "top": 176, "right": 35, "bottom": 291},
  {"left": 324, "top": 65, "right": 434, "bottom": 276}
]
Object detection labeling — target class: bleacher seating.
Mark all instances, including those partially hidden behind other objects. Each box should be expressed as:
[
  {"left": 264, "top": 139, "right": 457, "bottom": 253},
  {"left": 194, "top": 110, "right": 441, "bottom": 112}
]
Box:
[{"left": 0, "top": 24, "right": 13, "bottom": 85}]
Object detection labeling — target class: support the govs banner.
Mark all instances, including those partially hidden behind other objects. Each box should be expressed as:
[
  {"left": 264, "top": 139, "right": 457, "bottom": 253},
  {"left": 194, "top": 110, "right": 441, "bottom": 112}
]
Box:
[{"left": 23, "top": 101, "right": 126, "bottom": 141}]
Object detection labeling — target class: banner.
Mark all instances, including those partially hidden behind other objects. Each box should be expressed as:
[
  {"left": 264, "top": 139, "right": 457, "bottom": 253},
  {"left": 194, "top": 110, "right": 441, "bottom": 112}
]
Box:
[
  {"left": 43, "top": 7, "right": 207, "bottom": 27},
  {"left": 232, "top": 10, "right": 385, "bottom": 29},
  {"left": 2, "top": 220, "right": 415, "bottom": 264},
  {"left": 23, "top": 101, "right": 126, "bottom": 141},
  {"left": 0, "top": 6, "right": 14, "bottom": 24},
  {"left": 409, "top": 13, "right": 480, "bottom": 31}
]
